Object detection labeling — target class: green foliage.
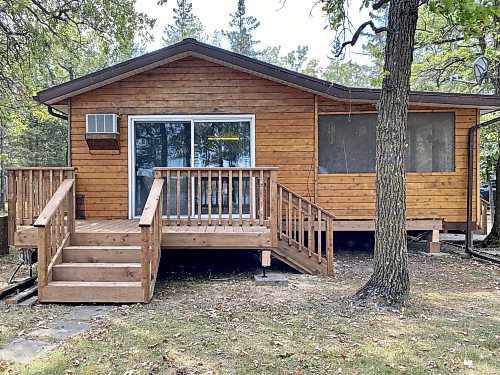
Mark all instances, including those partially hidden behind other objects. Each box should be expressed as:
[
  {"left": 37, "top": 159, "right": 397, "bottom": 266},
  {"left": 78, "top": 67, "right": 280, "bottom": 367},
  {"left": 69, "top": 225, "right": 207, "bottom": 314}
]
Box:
[
  {"left": 7, "top": 109, "right": 67, "bottom": 167},
  {"left": 0, "top": 0, "right": 154, "bottom": 169},
  {"left": 323, "top": 60, "right": 379, "bottom": 88},
  {"left": 162, "top": 0, "right": 205, "bottom": 45},
  {"left": 223, "top": 0, "right": 260, "bottom": 57}
]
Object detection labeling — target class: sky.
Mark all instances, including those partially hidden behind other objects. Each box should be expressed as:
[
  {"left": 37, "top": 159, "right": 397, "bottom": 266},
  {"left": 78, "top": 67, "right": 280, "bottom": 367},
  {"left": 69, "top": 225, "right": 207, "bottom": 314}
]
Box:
[{"left": 134, "top": 0, "right": 373, "bottom": 68}]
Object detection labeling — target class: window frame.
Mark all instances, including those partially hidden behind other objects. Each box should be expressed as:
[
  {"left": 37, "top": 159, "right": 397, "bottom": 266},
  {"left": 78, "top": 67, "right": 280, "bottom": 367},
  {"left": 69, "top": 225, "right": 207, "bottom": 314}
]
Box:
[
  {"left": 127, "top": 114, "right": 256, "bottom": 219},
  {"left": 86, "top": 113, "right": 119, "bottom": 134}
]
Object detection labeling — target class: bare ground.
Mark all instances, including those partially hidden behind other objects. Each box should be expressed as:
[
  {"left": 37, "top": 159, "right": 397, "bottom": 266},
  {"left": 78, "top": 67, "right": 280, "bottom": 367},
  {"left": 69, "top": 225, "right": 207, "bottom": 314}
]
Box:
[{"left": 0, "top": 245, "right": 499, "bottom": 375}]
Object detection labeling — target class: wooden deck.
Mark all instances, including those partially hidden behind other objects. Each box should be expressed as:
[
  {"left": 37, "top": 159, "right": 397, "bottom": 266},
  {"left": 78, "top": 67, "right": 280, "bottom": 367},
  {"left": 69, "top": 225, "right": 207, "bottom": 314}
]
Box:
[{"left": 14, "top": 219, "right": 273, "bottom": 249}]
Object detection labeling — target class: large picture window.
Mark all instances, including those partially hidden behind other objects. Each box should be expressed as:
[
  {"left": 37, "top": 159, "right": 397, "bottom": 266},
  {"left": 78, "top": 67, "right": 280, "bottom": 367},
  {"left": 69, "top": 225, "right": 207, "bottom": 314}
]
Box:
[{"left": 318, "top": 112, "right": 455, "bottom": 174}]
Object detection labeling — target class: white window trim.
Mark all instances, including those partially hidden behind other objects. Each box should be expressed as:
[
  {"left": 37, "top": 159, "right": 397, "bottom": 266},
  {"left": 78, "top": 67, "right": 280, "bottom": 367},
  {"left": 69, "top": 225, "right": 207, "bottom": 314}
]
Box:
[
  {"left": 128, "top": 114, "right": 256, "bottom": 219},
  {"left": 86, "top": 113, "right": 119, "bottom": 133}
]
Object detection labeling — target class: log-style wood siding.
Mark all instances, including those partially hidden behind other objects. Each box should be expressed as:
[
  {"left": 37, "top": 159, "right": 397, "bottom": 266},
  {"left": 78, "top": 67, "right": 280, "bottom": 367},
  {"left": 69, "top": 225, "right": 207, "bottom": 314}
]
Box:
[{"left": 69, "top": 56, "right": 478, "bottom": 224}]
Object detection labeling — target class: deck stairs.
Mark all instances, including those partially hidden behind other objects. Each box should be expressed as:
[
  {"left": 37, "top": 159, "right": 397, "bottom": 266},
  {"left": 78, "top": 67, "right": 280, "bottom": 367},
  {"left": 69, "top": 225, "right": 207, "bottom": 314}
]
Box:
[{"left": 40, "top": 233, "right": 148, "bottom": 303}]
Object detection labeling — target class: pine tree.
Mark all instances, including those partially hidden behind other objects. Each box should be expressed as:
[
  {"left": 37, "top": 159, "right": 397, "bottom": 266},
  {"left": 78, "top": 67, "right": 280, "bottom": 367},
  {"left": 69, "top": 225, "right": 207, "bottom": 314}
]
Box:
[
  {"left": 162, "top": 0, "right": 205, "bottom": 46},
  {"left": 223, "top": 0, "right": 260, "bottom": 57}
]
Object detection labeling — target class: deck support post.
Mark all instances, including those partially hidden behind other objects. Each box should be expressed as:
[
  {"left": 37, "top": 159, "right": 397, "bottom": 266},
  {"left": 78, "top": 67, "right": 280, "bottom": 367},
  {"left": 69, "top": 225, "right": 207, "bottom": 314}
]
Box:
[
  {"left": 261, "top": 250, "right": 271, "bottom": 269},
  {"left": 425, "top": 229, "right": 440, "bottom": 253}
]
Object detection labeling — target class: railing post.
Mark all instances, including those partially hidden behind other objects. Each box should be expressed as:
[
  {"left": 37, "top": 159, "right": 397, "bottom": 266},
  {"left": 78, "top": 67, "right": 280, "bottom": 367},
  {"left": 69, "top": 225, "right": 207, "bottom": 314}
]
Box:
[
  {"left": 37, "top": 226, "right": 49, "bottom": 287},
  {"left": 269, "top": 170, "right": 278, "bottom": 248},
  {"left": 7, "top": 170, "right": 16, "bottom": 247},
  {"left": 67, "top": 184, "right": 75, "bottom": 234},
  {"left": 141, "top": 227, "right": 151, "bottom": 302}
]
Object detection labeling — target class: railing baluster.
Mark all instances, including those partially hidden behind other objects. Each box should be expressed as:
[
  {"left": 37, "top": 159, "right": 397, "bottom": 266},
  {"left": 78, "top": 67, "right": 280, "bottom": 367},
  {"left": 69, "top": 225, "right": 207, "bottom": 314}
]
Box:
[
  {"left": 38, "top": 170, "right": 43, "bottom": 217},
  {"left": 228, "top": 170, "right": 233, "bottom": 226},
  {"left": 317, "top": 212, "right": 322, "bottom": 263},
  {"left": 278, "top": 186, "right": 283, "bottom": 240},
  {"left": 187, "top": 170, "right": 191, "bottom": 226},
  {"left": 218, "top": 170, "right": 222, "bottom": 226},
  {"left": 166, "top": 170, "right": 171, "bottom": 221},
  {"left": 197, "top": 170, "right": 202, "bottom": 225},
  {"left": 298, "top": 198, "right": 303, "bottom": 251},
  {"left": 176, "top": 170, "right": 181, "bottom": 226},
  {"left": 259, "top": 171, "right": 264, "bottom": 226},
  {"left": 287, "top": 191, "right": 292, "bottom": 245},
  {"left": 28, "top": 170, "right": 33, "bottom": 224},
  {"left": 308, "top": 204, "right": 313, "bottom": 257},
  {"left": 208, "top": 170, "right": 212, "bottom": 226},
  {"left": 238, "top": 170, "right": 243, "bottom": 226},
  {"left": 249, "top": 170, "right": 253, "bottom": 226},
  {"left": 16, "top": 170, "right": 22, "bottom": 225}
]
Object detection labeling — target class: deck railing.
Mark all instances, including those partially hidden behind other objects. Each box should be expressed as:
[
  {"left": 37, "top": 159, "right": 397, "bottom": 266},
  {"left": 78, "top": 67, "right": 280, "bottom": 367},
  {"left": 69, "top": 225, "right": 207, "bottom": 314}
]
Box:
[
  {"left": 33, "top": 178, "right": 75, "bottom": 287},
  {"left": 139, "top": 178, "right": 164, "bottom": 302},
  {"left": 7, "top": 167, "right": 75, "bottom": 245},
  {"left": 154, "top": 167, "right": 278, "bottom": 230},
  {"left": 277, "top": 183, "right": 334, "bottom": 275}
]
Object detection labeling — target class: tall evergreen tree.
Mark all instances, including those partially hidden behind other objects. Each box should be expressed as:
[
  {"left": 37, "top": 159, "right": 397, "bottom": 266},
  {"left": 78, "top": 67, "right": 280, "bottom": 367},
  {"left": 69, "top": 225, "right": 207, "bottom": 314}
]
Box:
[
  {"left": 223, "top": 0, "right": 260, "bottom": 57},
  {"left": 162, "top": 0, "right": 205, "bottom": 45}
]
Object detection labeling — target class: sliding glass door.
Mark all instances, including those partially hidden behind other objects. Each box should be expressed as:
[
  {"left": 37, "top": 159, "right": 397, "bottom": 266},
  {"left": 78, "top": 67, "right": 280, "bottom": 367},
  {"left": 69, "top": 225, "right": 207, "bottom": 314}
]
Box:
[
  {"left": 194, "top": 121, "right": 251, "bottom": 216},
  {"left": 130, "top": 116, "right": 254, "bottom": 218}
]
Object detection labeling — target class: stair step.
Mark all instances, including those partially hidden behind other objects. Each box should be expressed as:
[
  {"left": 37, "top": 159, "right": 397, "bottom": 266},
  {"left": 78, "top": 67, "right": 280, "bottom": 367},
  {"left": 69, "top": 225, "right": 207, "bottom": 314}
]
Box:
[
  {"left": 63, "top": 246, "right": 141, "bottom": 263},
  {"left": 71, "top": 232, "right": 141, "bottom": 246},
  {"left": 52, "top": 262, "right": 141, "bottom": 282},
  {"left": 40, "top": 281, "right": 144, "bottom": 303}
]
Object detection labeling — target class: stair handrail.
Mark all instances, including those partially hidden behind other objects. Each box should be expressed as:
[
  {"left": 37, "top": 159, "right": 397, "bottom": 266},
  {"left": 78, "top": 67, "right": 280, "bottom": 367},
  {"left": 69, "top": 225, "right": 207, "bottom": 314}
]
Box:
[
  {"left": 276, "top": 182, "right": 334, "bottom": 275},
  {"left": 33, "top": 178, "right": 76, "bottom": 288},
  {"left": 139, "top": 178, "right": 164, "bottom": 302}
]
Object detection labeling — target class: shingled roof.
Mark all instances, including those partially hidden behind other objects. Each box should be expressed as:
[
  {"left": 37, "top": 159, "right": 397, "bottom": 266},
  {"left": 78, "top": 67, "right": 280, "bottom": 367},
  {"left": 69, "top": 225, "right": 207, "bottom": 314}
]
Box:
[{"left": 36, "top": 38, "right": 500, "bottom": 111}]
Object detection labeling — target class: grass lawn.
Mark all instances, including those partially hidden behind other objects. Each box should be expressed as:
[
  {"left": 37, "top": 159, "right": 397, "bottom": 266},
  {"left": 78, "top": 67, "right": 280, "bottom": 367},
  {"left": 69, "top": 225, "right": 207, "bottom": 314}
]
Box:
[{"left": 0, "top": 245, "right": 499, "bottom": 375}]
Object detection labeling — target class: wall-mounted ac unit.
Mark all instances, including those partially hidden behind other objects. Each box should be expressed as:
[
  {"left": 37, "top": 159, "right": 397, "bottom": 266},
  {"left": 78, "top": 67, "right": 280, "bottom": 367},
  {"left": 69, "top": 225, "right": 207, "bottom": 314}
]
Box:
[{"left": 85, "top": 114, "right": 120, "bottom": 150}]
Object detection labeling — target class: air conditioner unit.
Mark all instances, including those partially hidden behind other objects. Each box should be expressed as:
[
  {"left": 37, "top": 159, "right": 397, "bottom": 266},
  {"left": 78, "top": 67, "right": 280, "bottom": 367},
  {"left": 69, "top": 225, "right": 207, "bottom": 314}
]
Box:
[{"left": 85, "top": 114, "right": 120, "bottom": 150}]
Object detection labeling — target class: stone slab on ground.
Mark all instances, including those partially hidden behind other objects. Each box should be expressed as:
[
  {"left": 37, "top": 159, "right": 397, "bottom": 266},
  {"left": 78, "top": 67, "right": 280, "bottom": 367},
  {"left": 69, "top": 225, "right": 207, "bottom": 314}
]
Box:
[
  {"left": 65, "top": 305, "right": 112, "bottom": 321},
  {"left": 0, "top": 338, "right": 56, "bottom": 363},
  {"left": 30, "top": 320, "right": 92, "bottom": 340},
  {"left": 254, "top": 272, "right": 288, "bottom": 286}
]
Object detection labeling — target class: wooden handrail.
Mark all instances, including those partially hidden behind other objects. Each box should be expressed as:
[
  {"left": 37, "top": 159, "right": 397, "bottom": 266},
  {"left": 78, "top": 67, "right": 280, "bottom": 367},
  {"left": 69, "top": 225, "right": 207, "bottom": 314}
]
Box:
[
  {"left": 139, "top": 179, "right": 165, "bottom": 227},
  {"left": 155, "top": 167, "right": 279, "bottom": 172},
  {"left": 139, "top": 178, "right": 164, "bottom": 302},
  {"left": 276, "top": 182, "right": 334, "bottom": 275},
  {"left": 6, "top": 167, "right": 75, "bottom": 171},
  {"left": 34, "top": 179, "right": 74, "bottom": 227},
  {"left": 35, "top": 178, "right": 75, "bottom": 287}
]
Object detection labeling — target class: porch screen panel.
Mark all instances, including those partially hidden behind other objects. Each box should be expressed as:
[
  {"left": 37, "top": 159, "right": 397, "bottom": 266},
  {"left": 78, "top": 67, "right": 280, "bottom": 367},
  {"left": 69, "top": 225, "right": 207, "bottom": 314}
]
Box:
[
  {"left": 406, "top": 112, "right": 455, "bottom": 172},
  {"left": 318, "top": 112, "right": 455, "bottom": 174},
  {"left": 134, "top": 122, "right": 191, "bottom": 216},
  {"left": 318, "top": 114, "right": 376, "bottom": 173}
]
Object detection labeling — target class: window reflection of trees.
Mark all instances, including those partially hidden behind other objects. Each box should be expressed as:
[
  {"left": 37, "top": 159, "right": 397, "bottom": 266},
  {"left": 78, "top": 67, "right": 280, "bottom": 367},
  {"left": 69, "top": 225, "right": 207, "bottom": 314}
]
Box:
[{"left": 135, "top": 122, "right": 191, "bottom": 215}]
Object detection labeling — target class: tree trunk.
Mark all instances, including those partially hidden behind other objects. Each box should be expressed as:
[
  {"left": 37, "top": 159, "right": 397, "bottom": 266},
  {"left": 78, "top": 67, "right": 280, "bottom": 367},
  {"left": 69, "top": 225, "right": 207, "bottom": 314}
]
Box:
[
  {"left": 483, "top": 5, "right": 500, "bottom": 246},
  {"left": 354, "top": 0, "right": 419, "bottom": 307},
  {"left": 484, "top": 156, "right": 500, "bottom": 245}
]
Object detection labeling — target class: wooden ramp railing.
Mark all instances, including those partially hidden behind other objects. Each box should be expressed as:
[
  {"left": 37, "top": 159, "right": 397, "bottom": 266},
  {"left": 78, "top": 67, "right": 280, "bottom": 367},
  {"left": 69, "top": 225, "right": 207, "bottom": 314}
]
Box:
[
  {"left": 139, "top": 178, "right": 164, "bottom": 302},
  {"left": 7, "top": 167, "right": 75, "bottom": 246},
  {"left": 33, "top": 178, "right": 75, "bottom": 290},
  {"left": 154, "top": 167, "right": 278, "bottom": 231},
  {"left": 276, "top": 183, "right": 334, "bottom": 275}
]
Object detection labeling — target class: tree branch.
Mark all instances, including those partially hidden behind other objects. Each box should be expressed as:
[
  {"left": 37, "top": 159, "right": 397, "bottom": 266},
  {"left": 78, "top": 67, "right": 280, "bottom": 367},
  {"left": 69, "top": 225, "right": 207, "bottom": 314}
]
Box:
[
  {"left": 373, "top": 0, "right": 390, "bottom": 11},
  {"left": 335, "top": 21, "right": 387, "bottom": 57}
]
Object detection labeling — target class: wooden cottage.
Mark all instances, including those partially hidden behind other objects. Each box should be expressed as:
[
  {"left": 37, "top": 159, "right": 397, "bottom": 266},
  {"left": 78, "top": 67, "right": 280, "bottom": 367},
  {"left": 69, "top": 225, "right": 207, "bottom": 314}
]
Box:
[{"left": 7, "top": 39, "right": 500, "bottom": 303}]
